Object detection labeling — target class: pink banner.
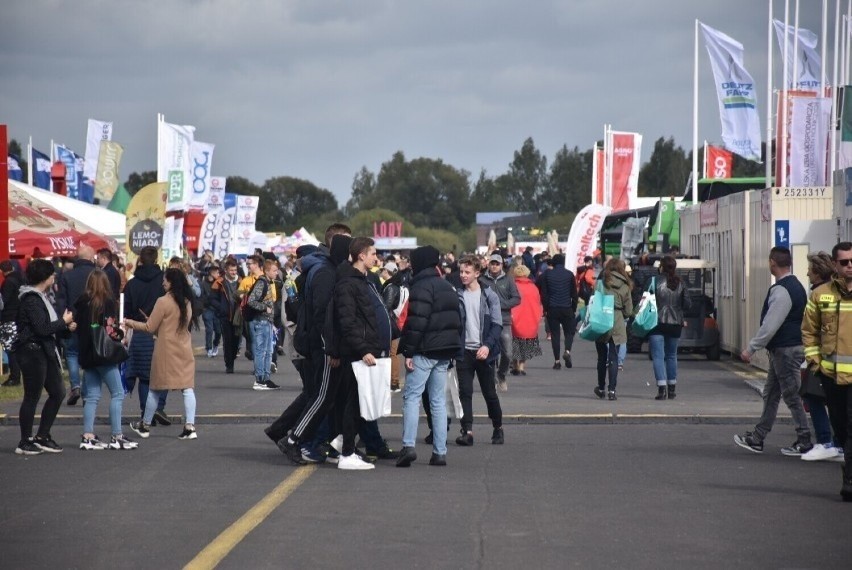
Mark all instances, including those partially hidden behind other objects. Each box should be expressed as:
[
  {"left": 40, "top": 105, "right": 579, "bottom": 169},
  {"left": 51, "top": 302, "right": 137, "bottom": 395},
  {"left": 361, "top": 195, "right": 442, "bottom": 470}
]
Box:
[{"left": 611, "top": 133, "right": 636, "bottom": 212}]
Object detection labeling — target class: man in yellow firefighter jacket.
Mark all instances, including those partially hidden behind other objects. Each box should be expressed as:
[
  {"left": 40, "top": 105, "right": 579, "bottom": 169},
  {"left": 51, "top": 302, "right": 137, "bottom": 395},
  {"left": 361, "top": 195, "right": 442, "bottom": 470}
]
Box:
[{"left": 802, "top": 241, "right": 852, "bottom": 502}]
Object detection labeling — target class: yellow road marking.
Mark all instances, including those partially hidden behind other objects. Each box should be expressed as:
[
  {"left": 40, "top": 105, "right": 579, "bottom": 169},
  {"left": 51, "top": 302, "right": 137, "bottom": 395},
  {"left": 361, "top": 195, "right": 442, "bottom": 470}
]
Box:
[{"left": 184, "top": 466, "right": 317, "bottom": 570}]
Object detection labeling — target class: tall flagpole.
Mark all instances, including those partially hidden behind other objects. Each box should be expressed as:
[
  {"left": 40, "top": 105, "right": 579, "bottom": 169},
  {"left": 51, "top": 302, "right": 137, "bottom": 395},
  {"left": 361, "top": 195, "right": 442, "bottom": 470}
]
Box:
[
  {"left": 693, "top": 19, "right": 699, "bottom": 204},
  {"left": 793, "top": 0, "right": 801, "bottom": 89},
  {"left": 767, "top": 0, "right": 774, "bottom": 185},
  {"left": 27, "top": 136, "right": 33, "bottom": 186},
  {"left": 703, "top": 140, "right": 708, "bottom": 179},
  {"left": 781, "top": 0, "right": 790, "bottom": 187},
  {"left": 591, "top": 142, "right": 598, "bottom": 205},
  {"left": 831, "top": 0, "right": 841, "bottom": 177},
  {"left": 49, "top": 138, "right": 55, "bottom": 193},
  {"left": 822, "top": 0, "right": 828, "bottom": 95}
]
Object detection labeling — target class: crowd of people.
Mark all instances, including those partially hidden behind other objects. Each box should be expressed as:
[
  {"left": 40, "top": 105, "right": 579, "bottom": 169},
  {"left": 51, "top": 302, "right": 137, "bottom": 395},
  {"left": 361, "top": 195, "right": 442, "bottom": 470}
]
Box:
[{"left": 2, "top": 227, "right": 850, "bottom": 498}]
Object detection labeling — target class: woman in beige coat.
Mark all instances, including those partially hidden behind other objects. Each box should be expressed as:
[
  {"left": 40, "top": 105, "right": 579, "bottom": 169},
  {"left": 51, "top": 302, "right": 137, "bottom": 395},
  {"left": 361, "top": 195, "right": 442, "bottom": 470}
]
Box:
[{"left": 127, "top": 268, "right": 199, "bottom": 440}]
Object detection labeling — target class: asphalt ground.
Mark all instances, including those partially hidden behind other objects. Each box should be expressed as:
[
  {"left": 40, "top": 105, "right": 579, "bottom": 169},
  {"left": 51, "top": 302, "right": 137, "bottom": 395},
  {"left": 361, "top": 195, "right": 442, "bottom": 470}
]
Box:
[{"left": 3, "top": 335, "right": 849, "bottom": 569}]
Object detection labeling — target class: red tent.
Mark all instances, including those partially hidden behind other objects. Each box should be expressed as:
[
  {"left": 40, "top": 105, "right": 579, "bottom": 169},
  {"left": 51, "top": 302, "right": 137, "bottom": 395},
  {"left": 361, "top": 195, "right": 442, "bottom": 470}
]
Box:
[{"left": 8, "top": 183, "right": 118, "bottom": 258}]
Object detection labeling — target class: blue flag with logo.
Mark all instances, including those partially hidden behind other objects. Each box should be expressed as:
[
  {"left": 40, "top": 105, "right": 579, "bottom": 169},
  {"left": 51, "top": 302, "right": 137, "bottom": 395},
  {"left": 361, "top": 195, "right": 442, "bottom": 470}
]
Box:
[
  {"left": 31, "top": 147, "right": 51, "bottom": 190},
  {"left": 75, "top": 152, "right": 94, "bottom": 203},
  {"left": 8, "top": 154, "right": 23, "bottom": 181},
  {"left": 55, "top": 145, "right": 79, "bottom": 198}
]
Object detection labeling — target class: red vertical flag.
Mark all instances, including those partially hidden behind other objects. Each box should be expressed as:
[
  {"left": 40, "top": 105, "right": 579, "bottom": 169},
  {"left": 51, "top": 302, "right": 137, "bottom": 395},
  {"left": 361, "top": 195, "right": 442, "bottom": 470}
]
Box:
[
  {"left": 610, "top": 132, "right": 639, "bottom": 212},
  {"left": 706, "top": 145, "right": 733, "bottom": 179}
]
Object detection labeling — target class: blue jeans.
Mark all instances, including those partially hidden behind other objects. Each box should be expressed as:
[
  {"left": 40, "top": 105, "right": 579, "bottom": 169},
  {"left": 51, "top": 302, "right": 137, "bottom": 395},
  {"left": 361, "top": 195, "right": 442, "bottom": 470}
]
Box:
[
  {"left": 250, "top": 319, "right": 273, "bottom": 381},
  {"left": 138, "top": 381, "right": 167, "bottom": 416},
  {"left": 803, "top": 394, "right": 834, "bottom": 446},
  {"left": 403, "top": 356, "right": 450, "bottom": 454},
  {"left": 618, "top": 343, "right": 627, "bottom": 367},
  {"left": 64, "top": 335, "right": 81, "bottom": 390},
  {"left": 83, "top": 365, "right": 124, "bottom": 436},
  {"left": 143, "top": 388, "right": 196, "bottom": 425},
  {"left": 648, "top": 334, "right": 680, "bottom": 386},
  {"left": 202, "top": 308, "right": 222, "bottom": 351}
]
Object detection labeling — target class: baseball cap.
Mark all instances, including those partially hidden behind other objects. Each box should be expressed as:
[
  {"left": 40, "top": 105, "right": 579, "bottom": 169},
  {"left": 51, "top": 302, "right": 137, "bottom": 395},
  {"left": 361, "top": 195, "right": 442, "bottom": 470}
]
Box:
[{"left": 489, "top": 253, "right": 503, "bottom": 265}]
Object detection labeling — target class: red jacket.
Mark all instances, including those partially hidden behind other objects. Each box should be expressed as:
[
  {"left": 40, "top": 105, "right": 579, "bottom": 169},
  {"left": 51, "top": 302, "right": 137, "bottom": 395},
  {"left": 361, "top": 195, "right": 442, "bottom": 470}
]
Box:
[{"left": 511, "top": 277, "right": 543, "bottom": 339}]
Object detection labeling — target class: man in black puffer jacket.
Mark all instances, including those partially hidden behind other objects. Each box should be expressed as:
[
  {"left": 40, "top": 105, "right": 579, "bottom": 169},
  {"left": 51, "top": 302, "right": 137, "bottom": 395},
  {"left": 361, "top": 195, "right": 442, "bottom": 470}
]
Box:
[{"left": 396, "top": 245, "right": 462, "bottom": 467}]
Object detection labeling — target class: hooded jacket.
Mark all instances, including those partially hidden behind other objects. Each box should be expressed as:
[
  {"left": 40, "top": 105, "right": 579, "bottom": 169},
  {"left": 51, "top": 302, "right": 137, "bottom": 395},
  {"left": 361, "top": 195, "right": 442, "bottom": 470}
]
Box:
[
  {"left": 123, "top": 263, "right": 165, "bottom": 320},
  {"left": 598, "top": 272, "right": 633, "bottom": 345},
  {"left": 481, "top": 270, "right": 521, "bottom": 321},
  {"left": 456, "top": 283, "right": 503, "bottom": 363},
  {"left": 400, "top": 267, "right": 461, "bottom": 360},
  {"left": 15, "top": 286, "right": 70, "bottom": 356},
  {"left": 1, "top": 270, "right": 24, "bottom": 322},
  {"left": 293, "top": 247, "right": 336, "bottom": 355},
  {"left": 511, "top": 276, "right": 543, "bottom": 339},
  {"left": 324, "top": 262, "right": 391, "bottom": 360}
]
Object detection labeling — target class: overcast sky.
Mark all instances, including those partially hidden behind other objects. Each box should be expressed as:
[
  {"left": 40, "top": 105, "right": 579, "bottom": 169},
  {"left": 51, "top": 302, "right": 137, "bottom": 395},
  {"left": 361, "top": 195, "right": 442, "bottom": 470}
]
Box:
[{"left": 0, "top": 0, "right": 830, "bottom": 205}]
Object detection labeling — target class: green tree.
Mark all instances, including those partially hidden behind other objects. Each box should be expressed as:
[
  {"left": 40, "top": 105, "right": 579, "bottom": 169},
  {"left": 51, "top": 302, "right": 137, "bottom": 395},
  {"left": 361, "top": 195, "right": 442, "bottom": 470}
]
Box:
[
  {"left": 638, "top": 137, "right": 690, "bottom": 197},
  {"left": 124, "top": 171, "right": 157, "bottom": 196},
  {"left": 256, "top": 176, "right": 339, "bottom": 233},
  {"left": 544, "top": 144, "right": 593, "bottom": 215},
  {"left": 224, "top": 176, "right": 261, "bottom": 197},
  {"left": 470, "top": 170, "right": 513, "bottom": 212},
  {"left": 345, "top": 166, "right": 377, "bottom": 216},
  {"left": 505, "top": 137, "right": 548, "bottom": 212}
]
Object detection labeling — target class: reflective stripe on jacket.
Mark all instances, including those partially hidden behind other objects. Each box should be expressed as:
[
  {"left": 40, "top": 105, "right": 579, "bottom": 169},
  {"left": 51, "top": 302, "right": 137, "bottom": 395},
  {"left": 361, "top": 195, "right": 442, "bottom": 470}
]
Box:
[{"left": 802, "top": 278, "right": 852, "bottom": 385}]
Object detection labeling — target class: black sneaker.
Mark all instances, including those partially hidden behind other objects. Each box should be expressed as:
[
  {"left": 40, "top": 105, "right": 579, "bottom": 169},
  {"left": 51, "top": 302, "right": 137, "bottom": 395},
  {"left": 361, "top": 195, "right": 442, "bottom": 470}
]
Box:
[
  {"left": 780, "top": 441, "right": 814, "bottom": 457},
  {"left": 33, "top": 435, "right": 63, "bottom": 453},
  {"left": 225, "top": 367, "right": 234, "bottom": 374},
  {"left": 552, "top": 362, "right": 562, "bottom": 370},
  {"left": 245, "top": 350, "right": 254, "bottom": 361},
  {"left": 368, "top": 444, "right": 400, "bottom": 460},
  {"left": 300, "top": 445, "right": 326, "bottom": 464},
  {"left": 455, "top": 432, "right": 474, "bottom": 446},
  {"left": 79, "top": 435, "right": 107, "bottom": 450},
  {"left": 130, "top": 421, "right": 151, "bottom": 439},
  {"left": 277, "top": 436, "right": 307, "bottom": 465},
  {"left": 734, "top": 432, "right": 764, "bottom": 453},
  {"left": 429, "top": 453, "right": 447, "bottom": 466},
  {"left": 593, "top": 387, "right": 605, "bottom": 399},
  {"left": 178, "top": 427, "right": 197, "bottom": 440},
  {"left": 153, "top": 410, "right": 172, "bottom": 426},
  {"left": 607, "top": 391, "right": 617, "bottom": 401},
  {"left": 491, "top": 427, "right": 504, "bottom": 445},
  {"left": 15, "top": 438, "right": 43, "bottom": 456},
  {"left": 424, "top": 431, "right": 434, "bottom": 445},
  {"left": 66, "top": 386, "right": 81, "bottom": 406},
  {"left": 563, "top": 351, "right": 572, "bottom": 368},
  {"left": 109, "top": 434, "right": 140, "bottom": 449},
  {"left": 265, "top": 379, "right": 280, "bottom": 389},
  {"left": 396, "top": 446, "right": 417, "bottom": 467},
  {"left": 1, "top": 377, "right": 21, "bottom": 387}
]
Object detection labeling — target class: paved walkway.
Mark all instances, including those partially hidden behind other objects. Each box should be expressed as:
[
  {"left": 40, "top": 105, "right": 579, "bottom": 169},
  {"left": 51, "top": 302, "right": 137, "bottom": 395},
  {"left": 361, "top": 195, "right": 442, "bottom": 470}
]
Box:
[{"left": 0, "top": 331, "right": 783, "bottom": 427}]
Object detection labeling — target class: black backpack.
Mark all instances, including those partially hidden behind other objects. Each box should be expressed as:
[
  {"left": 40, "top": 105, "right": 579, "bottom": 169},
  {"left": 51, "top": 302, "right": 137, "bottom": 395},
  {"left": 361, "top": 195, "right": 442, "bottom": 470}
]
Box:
[{"left": 241, "top": 278, "right": 269, "bottom": 322}]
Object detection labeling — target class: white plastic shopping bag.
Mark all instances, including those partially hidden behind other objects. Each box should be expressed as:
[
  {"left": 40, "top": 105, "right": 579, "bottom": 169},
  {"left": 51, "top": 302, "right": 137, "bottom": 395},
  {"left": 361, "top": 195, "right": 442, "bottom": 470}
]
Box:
[
  {"left": 446, "top": 365, "right": 463, "bottom": 419},
  {"left": 352, "top": 357, "right": 392, "bottom": 421}
]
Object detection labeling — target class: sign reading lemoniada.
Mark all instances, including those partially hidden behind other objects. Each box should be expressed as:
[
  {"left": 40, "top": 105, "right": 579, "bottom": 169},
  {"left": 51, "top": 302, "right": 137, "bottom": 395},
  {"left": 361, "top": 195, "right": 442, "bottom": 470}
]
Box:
[{"left": 125, "top": 182, "right": 167, "bottom": 266}]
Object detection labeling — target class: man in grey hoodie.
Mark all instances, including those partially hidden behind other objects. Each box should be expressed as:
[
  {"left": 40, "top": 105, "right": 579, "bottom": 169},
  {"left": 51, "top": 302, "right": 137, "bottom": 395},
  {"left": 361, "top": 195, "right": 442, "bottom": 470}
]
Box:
[{"left": 481, "top": 253, "right": 520, "bottom": 391}]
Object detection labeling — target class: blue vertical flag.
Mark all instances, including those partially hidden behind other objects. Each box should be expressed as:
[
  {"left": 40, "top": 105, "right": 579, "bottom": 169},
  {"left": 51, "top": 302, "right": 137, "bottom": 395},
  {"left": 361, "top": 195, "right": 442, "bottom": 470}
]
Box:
[
  {"left": 8, "top": 154, "right": 23, "bottom": 181},
  {"left": 75, "top": 152, "right": 94, "bottom": 203},
  {"left": 31, "top": 147, "right": 51, "bottom": 190},
  {"left": 55, "top": 145, "right": 79, "bottom": 198}
]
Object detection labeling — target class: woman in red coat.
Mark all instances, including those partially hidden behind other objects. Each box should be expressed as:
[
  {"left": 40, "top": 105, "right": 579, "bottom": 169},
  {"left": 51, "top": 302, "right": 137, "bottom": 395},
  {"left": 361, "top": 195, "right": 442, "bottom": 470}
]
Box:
[{"left": 510, "top": 264, "right": 543, "bottom": 376}]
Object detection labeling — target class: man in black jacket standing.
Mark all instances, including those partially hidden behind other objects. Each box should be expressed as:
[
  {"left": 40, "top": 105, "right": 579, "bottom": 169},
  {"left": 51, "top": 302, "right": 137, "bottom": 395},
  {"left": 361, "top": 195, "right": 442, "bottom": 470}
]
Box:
[
  {"left": 538, "top": 254, "right": 579, "bottom": 370},
  {"left": 396, "top": 245, "right": 462, "bottom": 467},
  {"left": 56, "top": 244, "right": 97, "bottom": 404},
  {"left": 96, "top": 248, "right": 121, "bottom": 302}
]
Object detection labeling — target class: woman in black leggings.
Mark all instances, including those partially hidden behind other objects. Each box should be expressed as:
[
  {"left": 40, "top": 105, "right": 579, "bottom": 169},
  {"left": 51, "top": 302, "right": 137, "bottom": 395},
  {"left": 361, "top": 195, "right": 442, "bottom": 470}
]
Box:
[{"left": 14, "top": 259, "right": 76, "bottom": 456}]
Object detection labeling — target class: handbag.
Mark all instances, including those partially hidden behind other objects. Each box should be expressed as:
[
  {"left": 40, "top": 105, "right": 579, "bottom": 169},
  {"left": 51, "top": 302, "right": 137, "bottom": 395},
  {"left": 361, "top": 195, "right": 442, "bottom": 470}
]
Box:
[
  {"left": 352, "top": 357, "right": 392, "bottom": 421},
  {"left": 799, "top": 366, "right": 826, "bottom": 400},
  {"left": 631, "top": 277, "right": 659, "bottom": 338},
  {"left": 578, "top": 281, "right": 615, "bottom": 341},
  {"left": 446, "top": 364, "right": 463, "bottom": 419},
  {"left": 92, "top": 322, "right": 129, "bottom": 365},
  {"left": 0, "top": 321, "right": 19, "bottom": 351}
]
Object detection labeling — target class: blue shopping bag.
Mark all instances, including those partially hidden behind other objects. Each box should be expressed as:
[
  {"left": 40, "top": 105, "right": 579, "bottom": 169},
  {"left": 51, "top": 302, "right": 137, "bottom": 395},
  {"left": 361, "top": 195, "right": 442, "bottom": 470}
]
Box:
[
  {"left": 578, "top": 281, "right": 615, "bottom": 341},
  {"left": 631, "top": 277, "right": 658, "bottom": 338}
]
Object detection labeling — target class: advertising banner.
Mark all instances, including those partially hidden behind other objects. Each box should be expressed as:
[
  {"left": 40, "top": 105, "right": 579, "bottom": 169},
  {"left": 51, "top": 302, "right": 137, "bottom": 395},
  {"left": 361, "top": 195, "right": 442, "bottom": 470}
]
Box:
[
  {"left": 187, "top": 141, "right": 215, "bottom": 210},
  {"left": 94, "top": 140, "right": 124, "bottom": 202},
  {"left": 701, "top": 22, "right": 762, "bottom": 160},
  {"left": 124, "top": 182, "right": 167, "bottom": 267},
  {"left": 773, "top": 19, "right": 824, "bottom": 91},
  {"left": 233, "top": 195, "right": 259, "bottom": 255},
  {"left": 84, "top": 118, "right": 113, "bottom": 183},
  {"left": 789, "top": 96, "right": 831, "bottom": 187},
  {"left": 207, "top": 175, "right": 226, "bottom": 213},
  {"left": 54, "top": 144, "right": 78, "bottom": 197},
  {"left": 564, "top": 203, "right": 611, "bottom": 272},
  {"left": 609, "top": 132, "right": 641, "bottom": 212},
  {"left": 705, "top": 145, "right": 733, "bottom": 178},
  {"left": 157, "top": 120, "right": 195, "bottom": 211},
  {"left": 213, "top": 206, "right": 236, "bottom": 260}
]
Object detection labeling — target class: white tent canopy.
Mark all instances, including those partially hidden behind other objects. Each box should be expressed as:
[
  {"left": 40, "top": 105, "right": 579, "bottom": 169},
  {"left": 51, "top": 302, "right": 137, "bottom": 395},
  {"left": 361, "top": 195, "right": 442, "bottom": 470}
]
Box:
[{"left": 9, "top": 179, "right": 126, "bottom": 242}]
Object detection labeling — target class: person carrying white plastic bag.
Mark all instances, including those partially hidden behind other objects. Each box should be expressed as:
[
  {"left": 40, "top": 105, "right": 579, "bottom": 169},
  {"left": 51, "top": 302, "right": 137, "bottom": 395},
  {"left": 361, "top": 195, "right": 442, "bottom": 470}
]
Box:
[{"left": 352, "top": 358, "right": 392, "bottom": 421}]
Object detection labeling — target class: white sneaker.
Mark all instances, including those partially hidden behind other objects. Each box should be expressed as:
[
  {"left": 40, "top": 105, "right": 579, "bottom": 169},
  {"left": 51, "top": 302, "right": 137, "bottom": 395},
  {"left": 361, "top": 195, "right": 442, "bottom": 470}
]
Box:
[
  {"left": 829, "top": 448, "right": 846, "bottom": 463},
  {"left": 211, "top": 347, "right": 219, "bottom": 357},
  {"left": 801, "top": 443, "right": 839, "bottom": 462},
  {"left": 330, "top": 434, "right": 343, "bottom": 454},
  {"left": 337, "top": 453, "right": 375, "bottom": 470},
  {"left": 206, "top": 349, "right": 213, "bottom": 358}
]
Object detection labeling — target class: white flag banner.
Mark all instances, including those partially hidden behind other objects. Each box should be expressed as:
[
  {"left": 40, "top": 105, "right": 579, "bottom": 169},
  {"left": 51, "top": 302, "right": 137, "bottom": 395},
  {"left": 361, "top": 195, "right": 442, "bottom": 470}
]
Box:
[
  {"left": 161, "top": 216, "right": 177, "bottom": 262},
  {"left": 233, "top": 195, "right": 260, "bottom": 255},
  {"left": 187, "top": 141, "right": 215, "bottom": 210},
  {"left": 84, "top": 119, "right": 113, "bottom": 183},
  {"left": 789, "top": 96, "right": 831, "bottom": 186},
  {"left": 700, "top": 22, "right": 762, "bottom": 161},
  {"left": 214, "top": 206, "right": 237, "bottom": 260},
  {"left": 773, "top": 20, "right": 824, "bottom": 91},
  {"left": 157, "top": 120, "right": 195, "bottom": 211},
  {"left": 207, "top": 176, "right": 226, "bottom": 213},
  {"left": 564, "top": 203, "right": 611, "bottom": 272},
  {"left": 198, "top": 211, "right": 220, "bottom": 255},
  {"left": 173, "top": 217, "right": 185, "bottom": 258}
]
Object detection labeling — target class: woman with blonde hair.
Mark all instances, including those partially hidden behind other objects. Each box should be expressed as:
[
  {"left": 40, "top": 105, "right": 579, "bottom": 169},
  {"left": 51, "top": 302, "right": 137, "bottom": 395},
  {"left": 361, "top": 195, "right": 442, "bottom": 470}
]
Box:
[
  {"left": 509, "top": 264, "right": 543, "bottom": 378},
  {"left": 75, "top": 270, "right": 137, "bottom": 450},
  {"left": 593, "top": 258, "right": 633, "bottom": 400}
]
